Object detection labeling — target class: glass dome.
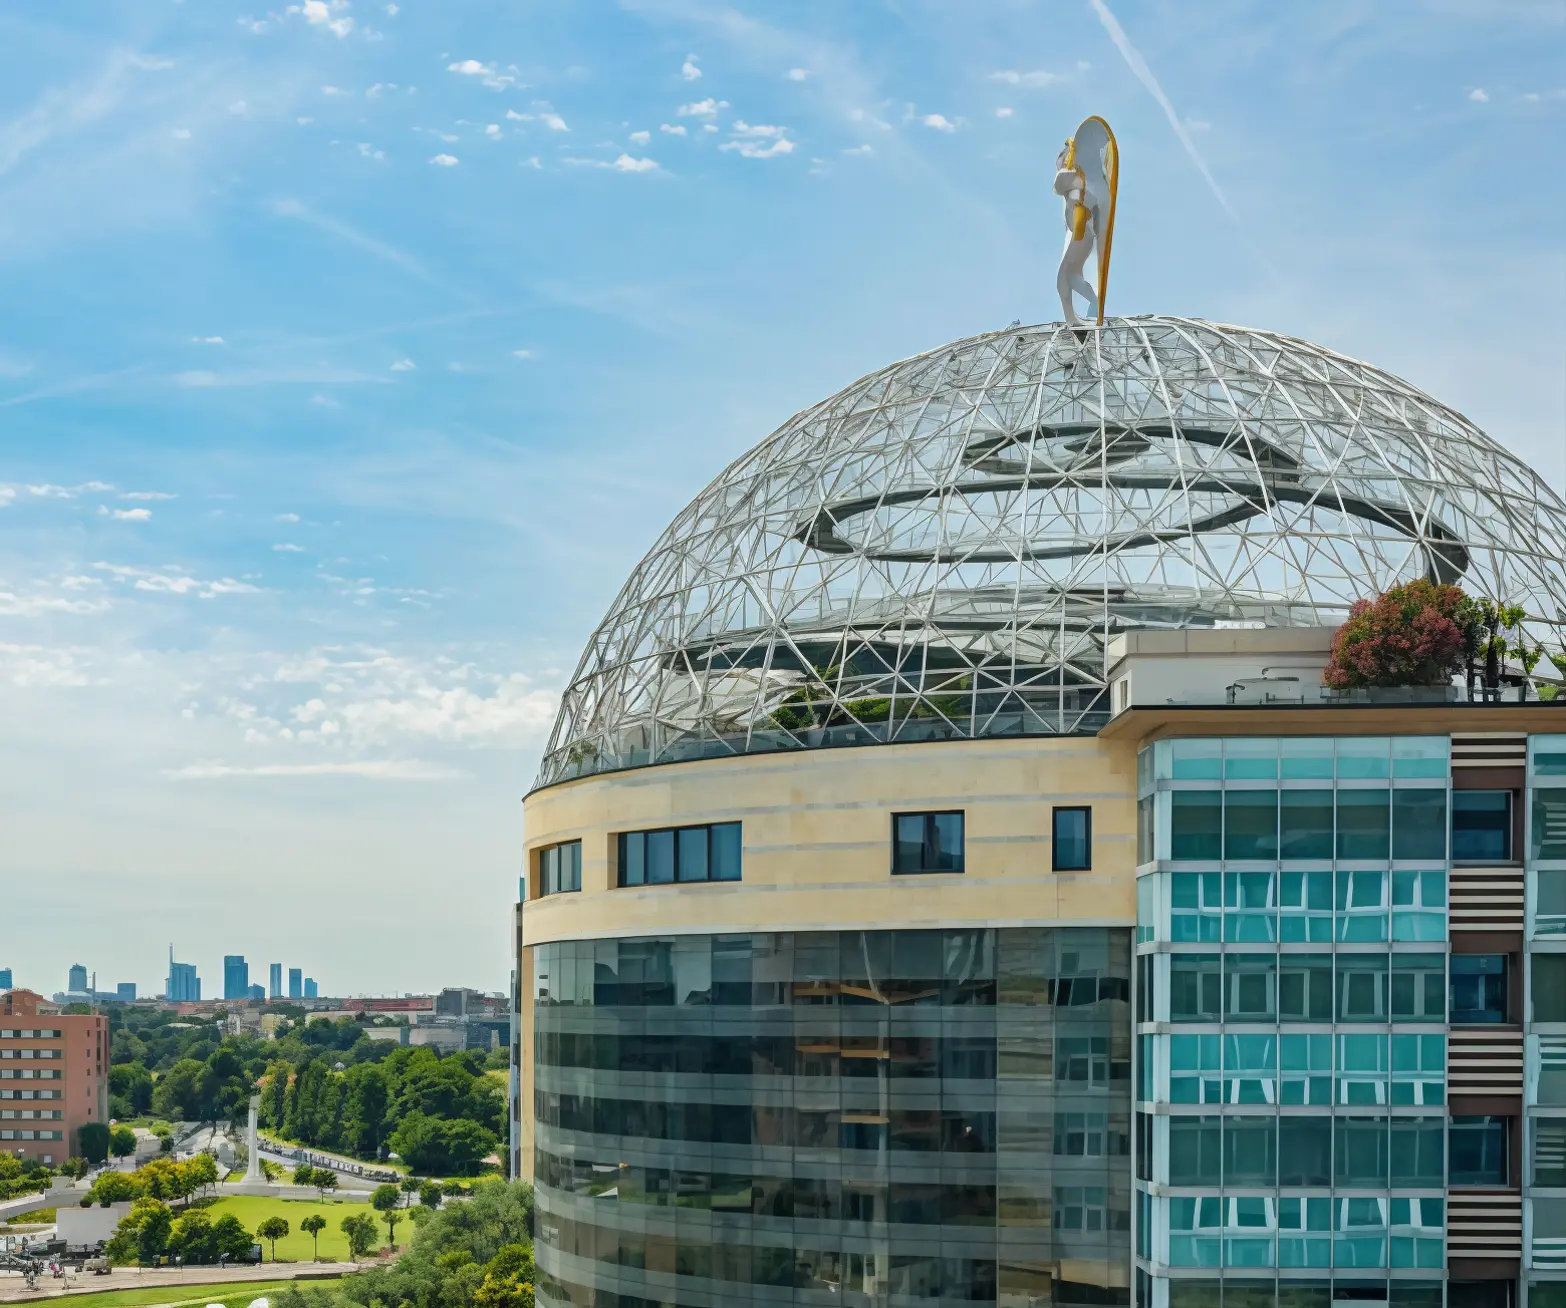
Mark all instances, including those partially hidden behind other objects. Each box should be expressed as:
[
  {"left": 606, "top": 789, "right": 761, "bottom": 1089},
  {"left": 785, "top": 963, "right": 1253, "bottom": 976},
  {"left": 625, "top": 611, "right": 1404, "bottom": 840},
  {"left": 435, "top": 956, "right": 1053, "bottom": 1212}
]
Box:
[{"left": 538, "top": 315, "right": 1566, "bottom": 787}]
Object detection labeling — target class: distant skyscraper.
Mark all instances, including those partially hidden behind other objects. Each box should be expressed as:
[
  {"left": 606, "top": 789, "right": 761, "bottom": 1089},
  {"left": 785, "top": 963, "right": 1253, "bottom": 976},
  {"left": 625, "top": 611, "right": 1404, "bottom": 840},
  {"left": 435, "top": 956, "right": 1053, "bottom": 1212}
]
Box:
[
  {"left": 67, "top": 964, "right": 88, "bottom": 994},
  {"left": 222, "top": 956, "right": 249, "bottom": 1001},
  {"left": 288, "top": 968, "right": 302, "bottom": 999},
  {"left": 167, "top": 947, "right": 201, "bottom": 1002},
  {"left": 269, "top": 963, "right": 282, "bottom": 999},
  {"left": 0, "top": 968, "right": 11, "bottom": 991},
  {"left": 303, "top": 978, "right": 318, "bottom": 999},
  {"left": 247, "top": 983, "right": 265, "bottom": 1001},
  {"left": 116, "top": 982, "right": 136, "bottom": 1002}
]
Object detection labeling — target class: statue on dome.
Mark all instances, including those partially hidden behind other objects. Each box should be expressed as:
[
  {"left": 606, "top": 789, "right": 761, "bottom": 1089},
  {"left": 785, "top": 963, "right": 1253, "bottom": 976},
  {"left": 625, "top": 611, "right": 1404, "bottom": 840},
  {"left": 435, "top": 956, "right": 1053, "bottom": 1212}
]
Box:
[{"left": 1054, "top": 116, "right": 1119, "bottom": 327}]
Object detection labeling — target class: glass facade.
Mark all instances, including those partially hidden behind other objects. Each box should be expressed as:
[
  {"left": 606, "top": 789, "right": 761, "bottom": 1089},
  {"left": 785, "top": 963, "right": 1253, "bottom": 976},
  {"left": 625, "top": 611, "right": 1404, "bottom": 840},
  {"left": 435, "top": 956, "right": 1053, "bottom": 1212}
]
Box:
[
  {"left": 1529, "top": 737, "right": 1566, "bottom": 1282},
  {"left": 532, "top": 929, "right": 1131, "bottom": 1307},
  {"left": 1138, "top": 738, "right": 1450, "bottom": 1308}
]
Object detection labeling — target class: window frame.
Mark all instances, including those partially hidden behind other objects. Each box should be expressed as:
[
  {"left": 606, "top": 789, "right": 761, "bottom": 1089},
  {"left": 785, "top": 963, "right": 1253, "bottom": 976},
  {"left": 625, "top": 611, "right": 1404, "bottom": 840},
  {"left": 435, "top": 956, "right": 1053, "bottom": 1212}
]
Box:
[
  {"left": 890, "top": 810, "right": 966, "bottom": 875},
  {"left": 1052, "top": 805, "right": 1093, "bottom": 871},
  {"left": 536, "top": 839, "right": 583, "bottom": 898},
  {"left": 615, "top": 822, "right": 742, "bottom": 888}
]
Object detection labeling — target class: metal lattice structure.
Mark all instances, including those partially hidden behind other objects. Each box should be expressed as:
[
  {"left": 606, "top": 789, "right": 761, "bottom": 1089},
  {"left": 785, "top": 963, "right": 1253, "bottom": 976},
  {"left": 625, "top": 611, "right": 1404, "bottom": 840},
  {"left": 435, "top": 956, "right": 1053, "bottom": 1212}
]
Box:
[{"left": 538, "top": 315, "right": 1566, "bottom": 787}]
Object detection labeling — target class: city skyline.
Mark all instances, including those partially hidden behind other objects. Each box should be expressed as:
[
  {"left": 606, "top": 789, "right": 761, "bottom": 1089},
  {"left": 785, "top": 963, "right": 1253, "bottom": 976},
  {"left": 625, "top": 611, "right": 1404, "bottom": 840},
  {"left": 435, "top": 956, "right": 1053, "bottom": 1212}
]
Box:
[{"left": 0, "top": 3, "right": 1560, "bottom": 990}]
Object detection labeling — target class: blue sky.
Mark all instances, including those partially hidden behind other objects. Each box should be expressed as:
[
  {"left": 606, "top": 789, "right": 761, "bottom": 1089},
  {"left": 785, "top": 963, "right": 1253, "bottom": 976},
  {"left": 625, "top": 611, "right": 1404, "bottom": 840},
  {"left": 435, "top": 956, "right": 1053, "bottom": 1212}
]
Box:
[{"left": 1, "top": 0, "right": 1561, "bottom": 997}]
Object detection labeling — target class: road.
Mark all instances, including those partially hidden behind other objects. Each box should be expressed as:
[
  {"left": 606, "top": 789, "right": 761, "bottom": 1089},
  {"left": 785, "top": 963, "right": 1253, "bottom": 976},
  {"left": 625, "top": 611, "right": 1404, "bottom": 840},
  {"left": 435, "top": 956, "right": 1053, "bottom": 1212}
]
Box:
[{"left": 0, "top": 1263, "right": 359, "bottom": 1302}]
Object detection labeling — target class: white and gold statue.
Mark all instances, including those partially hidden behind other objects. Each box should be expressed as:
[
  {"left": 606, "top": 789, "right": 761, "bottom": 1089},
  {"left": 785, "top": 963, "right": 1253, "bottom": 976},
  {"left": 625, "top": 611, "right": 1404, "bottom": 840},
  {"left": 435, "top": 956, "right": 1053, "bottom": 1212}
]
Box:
[{"left": 1053, "top": 116, "right": 1119, "bottom": 326}]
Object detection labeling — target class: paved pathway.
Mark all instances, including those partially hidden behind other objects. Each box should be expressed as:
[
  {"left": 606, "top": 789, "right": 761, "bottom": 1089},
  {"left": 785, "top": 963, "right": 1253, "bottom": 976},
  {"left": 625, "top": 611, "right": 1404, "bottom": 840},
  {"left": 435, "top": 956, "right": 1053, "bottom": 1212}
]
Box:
[{"left": 0, "top": 1262, "right": 359, "bottom": 1303}]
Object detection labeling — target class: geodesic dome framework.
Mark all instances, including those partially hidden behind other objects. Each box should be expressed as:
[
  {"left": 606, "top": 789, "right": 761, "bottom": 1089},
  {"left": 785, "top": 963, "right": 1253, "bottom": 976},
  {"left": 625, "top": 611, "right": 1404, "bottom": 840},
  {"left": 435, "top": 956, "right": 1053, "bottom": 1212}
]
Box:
[{"left": 537, "top": 315, "right": 1566, "bottom": 788}]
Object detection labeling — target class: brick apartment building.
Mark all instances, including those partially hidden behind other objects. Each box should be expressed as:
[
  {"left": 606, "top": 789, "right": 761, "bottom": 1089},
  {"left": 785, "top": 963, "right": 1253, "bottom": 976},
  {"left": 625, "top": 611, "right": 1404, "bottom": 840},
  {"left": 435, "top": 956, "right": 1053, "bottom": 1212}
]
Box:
[{"left": 0, "top": 988, "right": 108, "bottom": 1165}]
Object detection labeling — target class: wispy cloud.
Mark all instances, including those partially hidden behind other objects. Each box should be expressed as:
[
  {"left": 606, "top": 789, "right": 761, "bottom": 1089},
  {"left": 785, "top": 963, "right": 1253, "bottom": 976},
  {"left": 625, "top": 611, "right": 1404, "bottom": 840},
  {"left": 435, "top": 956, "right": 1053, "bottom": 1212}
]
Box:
[
  {"left": 1468, "top": 88, "right": 1489, "bottom": 103},
  {"left": 920, "top": 113, "right": 956, "bottom": 132},
  {"left": 291, "top": 0, "right": 355, "bottom": 39},
  {"left": 92, "top": 562, "right": 260, "bottom": 598},
  {"left": 681, "top": 54, "right": 701, "bottom": 82},
  {"left": 268, "top": 197, "right": 456, "bottom": 294},
  {"left": 429, "top": 152, "right": 460, "bottom": 166},
  {"left": 677, "top": 98, "right": 726, "bottom": 118},
  {"left": 720, "top": 121, "right": 795, "bottom": 158}
]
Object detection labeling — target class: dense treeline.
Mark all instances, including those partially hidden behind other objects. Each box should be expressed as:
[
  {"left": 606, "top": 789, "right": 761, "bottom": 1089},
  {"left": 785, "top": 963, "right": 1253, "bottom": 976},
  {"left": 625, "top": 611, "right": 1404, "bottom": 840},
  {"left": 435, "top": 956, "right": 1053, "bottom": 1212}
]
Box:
[{"left": 107, "top": 1007, "right": 507, "bottom": 1176}]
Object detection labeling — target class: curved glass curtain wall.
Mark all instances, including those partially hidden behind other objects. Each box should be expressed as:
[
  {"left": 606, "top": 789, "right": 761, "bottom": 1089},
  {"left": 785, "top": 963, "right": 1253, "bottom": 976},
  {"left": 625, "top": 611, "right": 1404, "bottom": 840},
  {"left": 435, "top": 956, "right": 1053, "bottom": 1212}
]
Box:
[
  {"left": 1135, "top": 736, "right": 1451, "bottom": 1308},
  {"left": 532, "top": 929, "right": 1132, "bottom": 1308}
]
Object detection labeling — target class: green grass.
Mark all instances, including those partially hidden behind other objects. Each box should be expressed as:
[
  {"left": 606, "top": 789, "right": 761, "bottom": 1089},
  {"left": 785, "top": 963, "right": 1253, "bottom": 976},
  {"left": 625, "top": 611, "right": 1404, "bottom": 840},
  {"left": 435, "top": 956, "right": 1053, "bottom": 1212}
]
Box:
[
  {"left": 7, "top": 1206, "right": 55, "bottom": 1224},
  {"left": 199, "top": 1195, "right": 381, "bottom": 1263},
  {"left": 47, "top": 1280, "right": 323, "bottom": 1308}
]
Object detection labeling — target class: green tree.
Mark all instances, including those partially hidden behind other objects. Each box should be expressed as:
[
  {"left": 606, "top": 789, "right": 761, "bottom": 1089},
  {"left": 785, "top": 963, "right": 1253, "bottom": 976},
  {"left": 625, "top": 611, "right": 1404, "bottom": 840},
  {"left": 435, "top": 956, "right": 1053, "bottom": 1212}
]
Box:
[
  {"left": 77, "top": 1121, "right": 111, "bottom": 1164},
  {"left": 314, "top": 1170, "right": 338, "bottom": 1201},
  {"left": 105, "top": 1196, "right": 173, "bottom": 1265},
  {"left": 108, "top": 1063, "right": 153, "bottom": 1117},
  {"left": 473, "top": 1243, "right": 535, "bottom": 1308},
  {"left": 418, "top": 1180, "right": 443, "bottom": 1208},
  {"left": 256, "top": 1215, "right": 290, "bottom": 1262},
  {"left": 400, "top": 1175, "right": 420, "bottom": 1206},
  {"left": 293, "top": 1163, "right": 318, "bottom": 1187},
  {"left": 151, "top": 1058, "right": 205, "bottom": 1120},
  {"left": 442, "top": 1120, "right": 499, "bottom": 1177},
  {"left": 184, "top": 1152, "right": 218, "bottom": 1198},
  {"left": 211, "top": 1213, "right": 254, "bottom": 1262},
  {"left": 109, "top": 1124, "right": 138, "bottom": 1159},
  {"left": 339, "top": 1062, "right": 389, "bottom": 1159},
  {"left": 339, "top": 1211, "right": 379, "bottom": 1260},
  {"left": 372, "top": 1183, "right": 404, "bottom": 1249},
  {"left": 299, "top": 1213, "right": 327, "bottom": 1261},
  {"left": 387, "top": 1111, "right": 445, "bottom": 1173}
]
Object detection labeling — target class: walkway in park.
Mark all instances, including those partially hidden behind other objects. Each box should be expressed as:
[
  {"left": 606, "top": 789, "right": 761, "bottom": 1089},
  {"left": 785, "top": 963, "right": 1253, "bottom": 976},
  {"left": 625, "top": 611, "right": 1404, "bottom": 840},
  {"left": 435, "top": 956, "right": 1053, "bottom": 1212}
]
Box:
[{"left": 0, "top": 1262, "right": 359, "bottom": 1302}]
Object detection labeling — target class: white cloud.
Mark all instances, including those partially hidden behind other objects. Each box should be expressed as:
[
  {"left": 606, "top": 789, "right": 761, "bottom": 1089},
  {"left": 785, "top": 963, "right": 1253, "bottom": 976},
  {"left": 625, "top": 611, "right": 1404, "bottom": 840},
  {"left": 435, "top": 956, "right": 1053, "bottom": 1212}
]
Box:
[
  {"left": 384, "top": 2, "right": 398, "bottom": 12},
  {"left": 171, "top": 128, "right": 191, "bottom": 140},
  {"left": 228, "top": 99, "right": 248, "bottom": 115},
  {"left": 523, "top": 155, "right": 541, "bottom": 168},
  {"left": 677, "top": 98, "right": 726, "bottom": 118},
  {"left": 102, "top": 506, "right": 152, "bottom": 521},
  {"left": 166, "top": 759, "right": 460, "bottom": 780},
  {"left": 659, "top": 123, "right": 687, "bottom": 136},
  {"left": 842, "top": 144, "right": 873, "bottom": 156},
  {"left": 1185, "top": 118, "right": 1211, "bottom": 132},
  {"left": 628, "top": 129, "right": 650, "bottom": 145},
  {"left": 121, "top": 491, "right": 175, "bottom": 501},
  {"left": 681, "top": 54, "right": 701, "bottom": 82},
  {"left": 321, "top": 85, "right": 347, "bottom": 96},
  {"left": 310, "top": 393, "right": 341, "bottom": 407},
  {"left": 995, "top": 107, "right": 1014, "bottom": 119},
  {"left": 512, "top": 348, "right": 535, "bottom": 359},
  {"left": 540, "top": 111, "right": 567, "bottom": 131},
  {"left": 429, "top": 153, "right": 459, "bottom": 166},
  {"left": 292, "top": 0, "right": 356, "bottom": 38},
  {"left": 446, "top": 59, "right": 515, "bottom": 90},
  {"left": 356, "top": 142, "right": 385, "bottom": 160},
  {"left": 722, "top": 138, "right": 794, "bottom": 159},
  {"left": 25, "top": 482, "right": 114, "bottom": 499},
  {"left": 366, "top": 82, "right": 394, "bottom": 97},
  {"left": 785, "top": 68, "right": 808, "bottom": 82},
  {"left": 0, "top": 595, "right": 106, "bottom": 619},
  {"left": 390, "top": 358, "right": 415, "bottom": 371},
  {"left": 297, "top": 116, "right": 314, "bottom": 125},
  {"left": 731, "top": 121, "right": 786, "bottom": 139},
  {"left": 192, "top": 335, "right": 224, "bottom": 344},
  {"left": 613, "top": 154, "right": 657, "bottom": 173},
  {"left": 1468, "top": 88, "right": 1489, "bottom": 103},
  {"left": 990, "top": 69, "right": 1061, "bottom": 87},
  {"left": 273, "top": 543, "right": 306, "bottom": 552},
  {"left": 921, "top": 113, "right": 957, "bottom": 132},
  {"left": 485, "top": 123, "right": 501, "bottom": 138},
  {"left": 276, "top": 513, "right": 301, "bottom": 522},
  {"left": 92, "top": 562, "right": 259, "bottom": 598},
  {"left": 702, "top": 123, "right": 717, "bottom": 133}
]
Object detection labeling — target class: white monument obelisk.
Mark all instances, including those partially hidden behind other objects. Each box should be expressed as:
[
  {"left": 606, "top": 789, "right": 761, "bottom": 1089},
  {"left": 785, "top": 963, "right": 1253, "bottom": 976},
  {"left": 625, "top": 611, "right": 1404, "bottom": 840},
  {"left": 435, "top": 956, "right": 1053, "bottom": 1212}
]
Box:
[{"left": 244, "top": 1093, "right": 263, "bottom": 1183}]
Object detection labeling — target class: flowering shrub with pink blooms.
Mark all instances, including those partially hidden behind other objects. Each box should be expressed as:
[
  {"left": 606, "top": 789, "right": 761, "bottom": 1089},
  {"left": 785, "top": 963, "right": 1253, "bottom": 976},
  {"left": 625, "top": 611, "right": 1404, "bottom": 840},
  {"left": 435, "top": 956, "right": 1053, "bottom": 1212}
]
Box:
[{"left": 1322, "top": 580, "right": 1479, "bottom": 690}]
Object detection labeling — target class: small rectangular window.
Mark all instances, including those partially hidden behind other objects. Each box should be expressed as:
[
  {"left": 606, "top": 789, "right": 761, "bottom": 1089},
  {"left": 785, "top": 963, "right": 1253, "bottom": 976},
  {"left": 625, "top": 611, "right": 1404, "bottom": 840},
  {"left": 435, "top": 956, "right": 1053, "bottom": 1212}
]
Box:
[
  {"left": 1052, "top": 806, "right": 1092, "bottom": 870},
  {"left": 537, "top": 840, "right": 582, "bottom": 896},
  {"left": 1451, "top": 955, "right": 1507, "bottom": 1024},
  {"left": 891, "top": 811, "right": 965, "bottom": 874},
  {"left": 1452, "top": 790, "right": 1513, "bottom": 862},
  {"left": 615, "top": 823, "right": 742, "bottom": 887}
]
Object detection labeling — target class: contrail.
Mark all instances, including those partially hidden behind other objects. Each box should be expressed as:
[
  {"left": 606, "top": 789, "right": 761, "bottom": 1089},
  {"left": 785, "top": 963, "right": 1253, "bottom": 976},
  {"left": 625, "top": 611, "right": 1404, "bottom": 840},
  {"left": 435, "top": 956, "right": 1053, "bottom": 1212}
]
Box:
[{"left": 1088, "top": 0, "right": 1240, "bottom": 227}]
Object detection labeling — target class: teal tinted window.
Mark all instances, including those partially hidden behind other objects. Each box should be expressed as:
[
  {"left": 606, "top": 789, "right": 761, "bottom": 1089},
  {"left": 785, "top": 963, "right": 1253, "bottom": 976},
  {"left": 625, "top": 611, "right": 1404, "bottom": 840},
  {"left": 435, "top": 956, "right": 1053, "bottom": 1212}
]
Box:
[
  {"left": 1280, "top": 1034, "right": 1333, "bottom": 1107},
  {"left": 1391, "top": 953, "right": 1445, "bottom": 1020},
  {"left": 1223, "top": 1117, "right": 1276, "bottom": 1185},
  {"left": 1535, "top": 789, "right": 1566, "bottom": 861},
  {"left": 1169, "top": 1034, "right": 1220, "bottom": 1104},
  {"left": 1279, "top": 955, "right": 1333, "bottom": 1022},
  {"left": 1171, "top": 872, "right": 1222, "bottom": 943},
  {"left": 1337, "top": 790, "right": 1391, "bottom": 860},
  {"left": 1280, "top": 738, "right": 1334, "bottom": 780},
  {"left": 1391, "top": 871, "right": 1446, "bottom": 942},
  {"left": 1224, "top": 791, "right": 1278, "bottom": 860},
  {"left": 1224, "top": 738, "right": 1278, "bottom": 780},
  {"left": 1171, "top": 954, "right": 1222, "bottom": 1022},
  {"left": 1224, "top": 954, "right": 1277, "bottom": 1021},
  {"left": 1171, "top": 792, "right": 1222, "bottom": 860},
  {"left": 1280, "top": 790, "right": 1334, "bottom": 860},
  {"left": 1336, "top": 953, "right": 1389, "bottom": 1020},
  {"left": 1171, "top": 739, "right": 1222, "bottom": 780},
  {"left": 1336, "top": 869, "right": 1389, "bottom": 941},
  {"left": 1279, "top": 871, "right": 1334, "bottom": 943},
  {"left": 1169, "top": 1116, "right": 1222, "bottom": 1185},
  {"left": 1337, "top": 737, "right": 1391, "bottom": 779},
  {"left": 1392, "top": 737, "right": 1449, "bottom": 779},
  {"left": 1335, "top": 1116, "right": 1389, "bottom": 1186},
  {"left": 1390, "top": 1119, "right": 1444, "bottom": 1186},
  {"left": 1392, "top": 790, "right": 1447, "bottom": 860},
  {"left": 1223, "top": 872, "right": 1276, "bottom": 943}
]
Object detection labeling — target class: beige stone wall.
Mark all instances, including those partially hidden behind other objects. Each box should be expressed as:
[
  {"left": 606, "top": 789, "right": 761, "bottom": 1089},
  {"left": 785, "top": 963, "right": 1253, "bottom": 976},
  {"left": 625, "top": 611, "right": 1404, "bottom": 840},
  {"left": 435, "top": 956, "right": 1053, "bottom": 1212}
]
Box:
[{"left": 520, "top": 735, "right": 1140, "bottom": 946}]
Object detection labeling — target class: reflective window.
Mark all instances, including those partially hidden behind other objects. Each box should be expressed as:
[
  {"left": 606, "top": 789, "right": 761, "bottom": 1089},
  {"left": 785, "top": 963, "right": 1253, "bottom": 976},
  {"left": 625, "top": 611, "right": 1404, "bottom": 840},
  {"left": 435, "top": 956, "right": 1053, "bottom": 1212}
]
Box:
[
  {"left": 1449, "top": 1115, "right": 1506, "bottom": 1185},
  {"left": 1279, "top": 790, "right": 1334, "bottom": 860},
  {"left": 538, "top": 840, "right": 582, "bottom": 896},
  {"left": 892, "top": 811, "right": 964, "bottom": 874},
  {"left": 1453, "top": 790, "right": 1513, "bottom": 862},
  {"left": 1336, "top": 790, "right": 1391, "bottom": 860},
  {"left": 1053, "top": 806, "right": 1092, "bottom": 871},
  {"left": 1172, "top": 791, "right": 1222, "bottom": 860},
  {"left": 1392, "top": 790, "right": 1447, "bottom": 860},
  {"left": 1225, "top": 791, "right": 1279, "bottom": 860},
  {"left": 1450, "top": 955, "right": 1506, "bottom": 1025},
  {"left": 1533, "top": 1117, "right": 1566, "bottom": 1186},
  {"left": 617, "top": 822, "right": 741, "bottom": 886},
  {"left": 1535, "top": 789, "right": 1566, "bottom": 862},
  {"left": 1535, "top": 955, "right": 1566, "bottom": 1023}
]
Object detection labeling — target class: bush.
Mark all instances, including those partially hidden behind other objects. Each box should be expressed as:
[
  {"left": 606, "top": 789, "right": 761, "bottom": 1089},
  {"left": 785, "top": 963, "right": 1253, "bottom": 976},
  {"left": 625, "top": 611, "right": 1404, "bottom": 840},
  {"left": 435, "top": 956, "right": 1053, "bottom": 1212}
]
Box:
[
  {"left": 78, "top": 1122, "right": 111, "bottom": 1165},
  {"left": 1323, "top": 580, "right": 1477, "bottom": 689}
]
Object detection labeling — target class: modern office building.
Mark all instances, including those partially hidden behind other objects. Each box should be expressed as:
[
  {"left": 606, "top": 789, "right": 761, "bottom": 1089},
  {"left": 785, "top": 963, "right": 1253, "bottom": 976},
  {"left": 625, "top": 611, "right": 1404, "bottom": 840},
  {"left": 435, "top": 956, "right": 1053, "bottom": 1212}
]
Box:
[
  {"left": 222, "top": 956, "right": 249, "bottom": 1002},
  {"left": 0, "top": 969, "right": 11, "bottom": 992},
  {"left": 0, "top": 988, "right": 108, "bottom": 1165},
  {"left": 270, "top": 963, "right": 283, "bottom": 999},
  {"left": 66, "top": 964, "right": 87, "bottom": 995},
  {"left": 303, "top": 977, "right": 318, "bottom": 999},
  {"left": 516, "top": 316, "right": 1566, "bottom": 1308},
  {"left": 115, "top": 983, "right": 136, "bottom": 1003},
  {"left": 166, "top": 948, "right": 200, "bottom": 1002},
  {"left": 289, "top": 968, "right": 303, "bottom": 999}
]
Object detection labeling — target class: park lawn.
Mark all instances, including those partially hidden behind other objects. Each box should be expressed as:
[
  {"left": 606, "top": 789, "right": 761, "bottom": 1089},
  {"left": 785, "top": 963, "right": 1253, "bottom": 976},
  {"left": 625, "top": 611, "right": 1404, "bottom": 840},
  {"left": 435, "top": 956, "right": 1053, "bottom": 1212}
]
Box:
[
  {"left": 48, "top": 1280, "right": 314, "bottom": 1308},
  {"left": 7, "top": 1207, "right": 55, "bottom": 1224},
  {"left": 201, "top": 1195, "right": 382, "bottom": 1263}
]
